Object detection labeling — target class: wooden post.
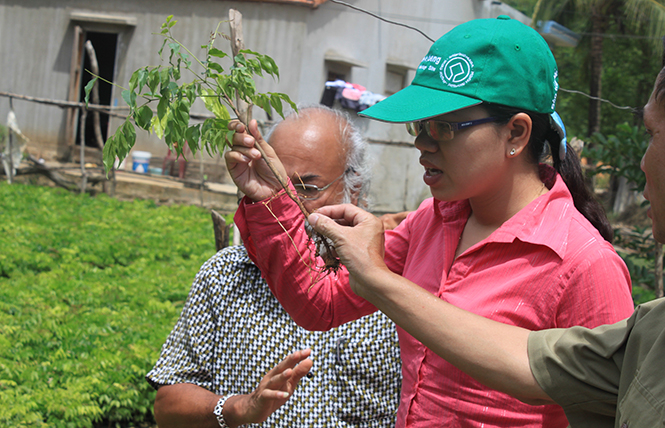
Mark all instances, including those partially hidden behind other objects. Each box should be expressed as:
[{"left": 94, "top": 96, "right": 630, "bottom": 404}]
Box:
[
  {"left": 66, "top": 26, "right": 85, "bottom": 156},
  {"left": 79, "top": 107, "right": 88, "bottom": 195},
  {"left": 229, "top": 9, "right": 248, "bottom": 246},
  {"left": 229, "top": 9, "right": 252, "bottom": 125},
  {"left": 7, "top": 97, "right": 14, "bottom": 184},
  {"left": 211, "top": 209, "right": 231, "bottom": 251},
  {"left": 200, "top": 149, "right": 205, "bottom": 207}
]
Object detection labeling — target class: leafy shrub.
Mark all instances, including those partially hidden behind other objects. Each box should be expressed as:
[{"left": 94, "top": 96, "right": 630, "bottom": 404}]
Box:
[
  {"left": 584, "top": 122, "right": 648, "bottom": 192},
  {"left": 585, "top": 122, "right": 663, "bottom": 304},
  {"left": 613, "top": 226, "right": 662, "bottom": 305},
  {"left": 0, "top": 182, "right": 222, "bottom": 427}
]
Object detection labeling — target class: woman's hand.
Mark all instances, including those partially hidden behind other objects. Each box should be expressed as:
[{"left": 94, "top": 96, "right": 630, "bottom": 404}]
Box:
[
  {"left": 224, "top": 349, "right": 313, "bottom": 427},
  {"left": 308, "top": 204, "right": 388, "bottom": 296},
  {"left": 224, "top": 119, "right": 288, "bottom": 202}
]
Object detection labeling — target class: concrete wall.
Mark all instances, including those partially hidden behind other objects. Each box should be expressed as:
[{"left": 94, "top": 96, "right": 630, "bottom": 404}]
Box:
[{"left": 0, "top": 0, "right": 527, "bottom": 212}]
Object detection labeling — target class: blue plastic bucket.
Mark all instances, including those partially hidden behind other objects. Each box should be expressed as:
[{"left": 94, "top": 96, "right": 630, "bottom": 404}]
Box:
[{"left": 132, "top": 151, "right": 151, "bottom": 173}]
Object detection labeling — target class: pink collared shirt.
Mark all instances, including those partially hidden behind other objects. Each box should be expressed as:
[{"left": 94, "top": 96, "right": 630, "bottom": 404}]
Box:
[{"left": 235, "top": 166, "right": 634, "bottom": 427}]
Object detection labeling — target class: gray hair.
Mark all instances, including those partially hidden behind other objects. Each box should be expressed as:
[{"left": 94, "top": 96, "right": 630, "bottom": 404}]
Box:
[{"left": 265, "top": 104, "right": 372, "bottom": 208}]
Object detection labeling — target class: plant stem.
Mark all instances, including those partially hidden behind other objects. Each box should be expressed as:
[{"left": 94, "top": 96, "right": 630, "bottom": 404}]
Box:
[{"left": 169, "top": 35, "right": 207, "bottom": 70}]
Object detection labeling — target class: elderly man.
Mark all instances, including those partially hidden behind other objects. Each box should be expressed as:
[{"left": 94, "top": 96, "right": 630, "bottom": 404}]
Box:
[{"left": 146, "top": 105, "right": 401, "bottom": 428}]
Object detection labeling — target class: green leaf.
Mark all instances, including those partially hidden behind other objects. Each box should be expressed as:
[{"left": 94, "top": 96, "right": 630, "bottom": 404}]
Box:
[
  {"left": 208, "top": 48, "right": 228, "bottom": 59},
  {"left": 208, "top": 62, "right": 224, "bottom": 74},
  {"left": 252, "top": 93, "right": 272, "bottom": 117},
  {"left": 258, "top": 56, "right": 274, "bottom": 77},
  {"left": 157, "top": 96, "right": 169, "bottom": 121},
  {"left": 136, "top": 68, "right": 149, "bottom": 93},
  {"left": 121, "top": 121, "right": 137, "bottom": 148},
  {"left": 159, "top": 68, "right": 170, "bottom": 88},
  {"left": 175, "top": 99, "right": 191, "bottom": 124},
  {"left": 90, "top": 16, "right": 299, "bottom": 178},
  {"left": 121, "top": 90, "right": 137, "bottom": 109},
  {"left": 247, "top": 59, "right": 262, "bottom": 75},
  {"left": 202, "top": 89, "right": 230, "bottom": 120},
  {"left": 185, "top": 125, "right": 201, "bottom": 154},
  {"left": 134, "top": 106, "right": 153, "bottom": 131},
  {"left": 225, "top": 129, "right": 236, "bottom": 150},
  {"left": 147, "top": 69, "right": 161, "bottom": 95},
  {"left": 276, "top": 92, "right": 297, "bottom": 113},
  {"left": 102, "top": 132, "right": 118, "bottom": 173},
  {"left": 233, "top": 54, "right": 247, "bottom": 68},
  {"left": 239, "top": 48, "right": 260, "bottom": 56},
  {"left": 129, "top": 69, "right": 140, "bottom": 92},
  {"left": 270, "top": 93, "right": 284, "bottom": 118},
  {"left": 83, "top": 77, "right": 98, "bottom": 107},
  {"left": 150, "top": 111, "right": 169, "bottom": 139}
]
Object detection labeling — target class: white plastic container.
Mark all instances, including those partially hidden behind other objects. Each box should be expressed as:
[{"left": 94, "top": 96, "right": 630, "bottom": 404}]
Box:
[{"left": 132, "top": 151, "right": 152, "bottom": 173}]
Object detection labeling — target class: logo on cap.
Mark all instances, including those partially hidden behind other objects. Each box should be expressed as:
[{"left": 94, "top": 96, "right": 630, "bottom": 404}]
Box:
[
  {"left": 551, "top": 70, "right": 559, "bottom": 110},
  {"left": 440, "top": 53, "right": 474, "bottom": 88}
]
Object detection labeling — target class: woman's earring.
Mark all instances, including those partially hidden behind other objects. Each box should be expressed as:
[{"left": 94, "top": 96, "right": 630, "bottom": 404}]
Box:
[{"left": 509, "top": 148, "right": 516, "bottom": 156}]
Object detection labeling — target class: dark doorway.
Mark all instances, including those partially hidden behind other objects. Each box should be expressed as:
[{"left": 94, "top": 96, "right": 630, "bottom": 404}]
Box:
[{"left": 76, "top": 31, "right": 118, "bottom": 148}]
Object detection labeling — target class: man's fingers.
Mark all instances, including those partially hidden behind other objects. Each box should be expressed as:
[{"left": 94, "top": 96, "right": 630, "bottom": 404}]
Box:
[
  {"left": 291, "top": 358, "right": 314, "bottom": 381},
  {"left": 264, "top": 356, "right": 312, "bottom": 389},
  {"left": 314, "top": 204, "right": 372, "bottom": 224},
  {"left": 260, "top": 389, "right": 291, "bottom": 400},
  {"left": 309, "top": 204, "right": 373, "bottom": 240},
  {"left": 308, "top": 212, "right": 344, "bottom": 242},
  {"left": 269, "top": 349, "right": 311, "bottom": 374}
]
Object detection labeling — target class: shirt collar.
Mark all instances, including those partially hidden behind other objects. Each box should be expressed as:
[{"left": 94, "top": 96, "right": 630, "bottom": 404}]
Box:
[{"left": 434, "top": 165, "right": 572, "bottom": 260}]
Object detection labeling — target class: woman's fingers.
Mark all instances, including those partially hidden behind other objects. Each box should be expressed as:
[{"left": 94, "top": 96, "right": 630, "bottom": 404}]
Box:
[{"left": 224, "top": 118, "right": 288, "bottom": 201}]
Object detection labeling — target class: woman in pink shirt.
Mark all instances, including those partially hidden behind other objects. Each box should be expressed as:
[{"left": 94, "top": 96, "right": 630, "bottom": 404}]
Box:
[{"left": 225, "top": 17, "right": 635, "bottom": 427}]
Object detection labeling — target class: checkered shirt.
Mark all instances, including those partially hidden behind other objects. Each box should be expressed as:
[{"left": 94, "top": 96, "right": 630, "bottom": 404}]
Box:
[{"left": 146, "top": 245, "right": 401, "bottom": 427}]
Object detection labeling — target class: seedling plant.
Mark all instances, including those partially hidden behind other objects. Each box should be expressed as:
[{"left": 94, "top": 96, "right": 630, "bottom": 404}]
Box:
[{"left": 85, "top": 15, "right": 340, "bottom": 272}]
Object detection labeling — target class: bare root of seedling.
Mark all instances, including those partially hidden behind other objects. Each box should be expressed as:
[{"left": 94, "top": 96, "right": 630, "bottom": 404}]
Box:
[{"left": 309, "top": 227, "right": 342, "bottom": 274}]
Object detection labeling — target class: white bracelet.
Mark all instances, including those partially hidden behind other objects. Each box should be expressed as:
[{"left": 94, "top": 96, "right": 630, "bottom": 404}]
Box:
[{"left": 213, "top": 394, "right": 236, "bottom": 428}]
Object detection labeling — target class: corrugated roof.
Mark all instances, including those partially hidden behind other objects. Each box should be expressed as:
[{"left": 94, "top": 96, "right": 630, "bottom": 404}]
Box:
[{"left": 234, "top": 0, "right": 329, "bottom": 7}]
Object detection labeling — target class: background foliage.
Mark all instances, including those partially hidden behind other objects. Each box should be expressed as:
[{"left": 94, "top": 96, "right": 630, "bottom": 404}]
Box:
[
  {"left": 504, "top": 0, "right": 662, "bottom": 138},
  {"left": 0, "top": 182, "right": 221, "bottom": 427},
  {"left": 504, "top": 0, "right": 664, "bottom": 301},
  {"left": 583, "top": 122, "right": 662, "bottom": 304}
]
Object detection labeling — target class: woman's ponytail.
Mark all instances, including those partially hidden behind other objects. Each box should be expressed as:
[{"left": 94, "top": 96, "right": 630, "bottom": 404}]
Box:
[{"left": 549, "top": 138, "right": 614, "bottom": 243}]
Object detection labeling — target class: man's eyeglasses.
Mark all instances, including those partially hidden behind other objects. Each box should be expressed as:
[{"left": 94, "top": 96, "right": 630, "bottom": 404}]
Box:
[
  {"left": 405, "top": 117, "right": 498, "bottom": 142},
  {"left": 293, "top": 168, "right": 350, "bottom": 201}
]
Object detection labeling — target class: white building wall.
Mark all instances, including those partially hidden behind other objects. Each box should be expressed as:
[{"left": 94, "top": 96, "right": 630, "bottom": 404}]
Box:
[{"left": 0, "top": 0, "right": 528, "bottom": 212}]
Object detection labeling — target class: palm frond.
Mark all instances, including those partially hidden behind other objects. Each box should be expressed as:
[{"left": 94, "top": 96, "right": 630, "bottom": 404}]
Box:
[{"left": 626, "top": 0, "right": 665, "bottom": 52}]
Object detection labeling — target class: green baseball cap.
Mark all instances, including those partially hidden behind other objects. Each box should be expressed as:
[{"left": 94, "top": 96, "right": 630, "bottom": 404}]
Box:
[{"left": 360, "top": 16, "right": 559, "bottom": 123}]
